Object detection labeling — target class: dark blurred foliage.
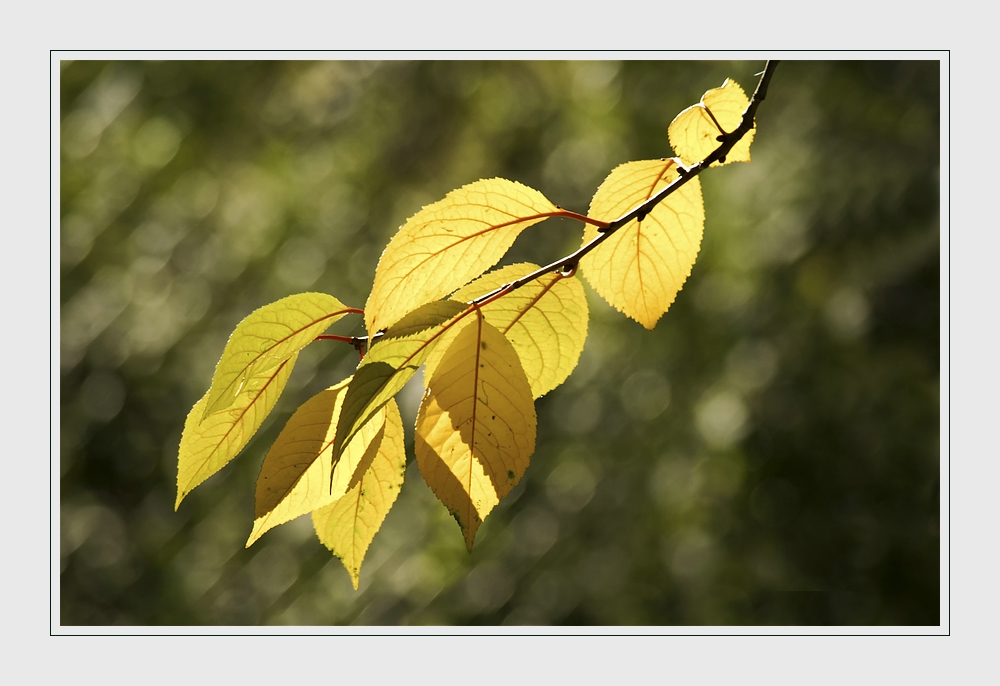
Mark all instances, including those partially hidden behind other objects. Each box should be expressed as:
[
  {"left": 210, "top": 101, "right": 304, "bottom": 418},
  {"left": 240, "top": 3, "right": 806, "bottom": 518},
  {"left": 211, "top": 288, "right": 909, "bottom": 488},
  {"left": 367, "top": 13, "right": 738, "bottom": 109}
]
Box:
[{"left": 59, "top": 59, "right": 940, "bottom": 626}]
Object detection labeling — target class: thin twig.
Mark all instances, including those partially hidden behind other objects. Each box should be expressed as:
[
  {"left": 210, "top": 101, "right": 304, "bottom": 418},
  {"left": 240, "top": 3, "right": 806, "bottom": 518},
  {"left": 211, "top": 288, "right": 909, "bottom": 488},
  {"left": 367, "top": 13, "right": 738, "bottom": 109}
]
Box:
[
  {"left": 469, "top": 60, "right": 780, "bottom": 310},
  {"left": 315, "top": 334, "right": 355, "bottom": 344},
  {"left": 356, "top": 61, "right": 779, "bottom": 350},
  {"left": 315, "top": 334, "right": 368, "bottom": 359}
]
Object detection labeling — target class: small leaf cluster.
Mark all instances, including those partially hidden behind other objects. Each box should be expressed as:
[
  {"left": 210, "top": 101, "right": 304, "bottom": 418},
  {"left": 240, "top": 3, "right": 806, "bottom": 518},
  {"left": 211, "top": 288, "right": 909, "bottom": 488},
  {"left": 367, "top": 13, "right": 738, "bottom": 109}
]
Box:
[{"left": 175, "top": 76, "right": 760, "bottom": 589}]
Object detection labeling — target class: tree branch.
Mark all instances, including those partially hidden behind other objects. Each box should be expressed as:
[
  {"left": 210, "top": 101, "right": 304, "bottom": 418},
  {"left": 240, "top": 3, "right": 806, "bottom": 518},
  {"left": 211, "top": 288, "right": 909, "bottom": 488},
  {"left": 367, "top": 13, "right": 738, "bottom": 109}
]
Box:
[
  {"left": 470, "top": 60, "right": 779, "bottom": 310},
  {"left": 357, "top": 61, "right": 779, "bottom": 352}
]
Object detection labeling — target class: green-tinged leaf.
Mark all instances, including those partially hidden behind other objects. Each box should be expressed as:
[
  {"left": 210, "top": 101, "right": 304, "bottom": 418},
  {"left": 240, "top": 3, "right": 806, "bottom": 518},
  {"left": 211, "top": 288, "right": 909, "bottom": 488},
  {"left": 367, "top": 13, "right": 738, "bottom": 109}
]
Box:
[
  {"left": 415, "top": 311, "right": 536, "bottom": 551},
  {"left": 202, "top": 292, "right": 358, "bottom": 420},
  {"left": 376, "top": 299, "right": 468, "bottom": 340},
  {"left": 245, "top": 376, "right": 388, "bottom": 547},
  {"left": 176, "top": 354, "right": 298, "bottom": 510},
  {"left": 668, "top": 78, "right": 754, "bottom": 166},
  {"left": 364, "top": 178, "right": 559, "bottom": 334},
  {"left": 424, "top": 263, "right": 589, "bottom": 398},
  {"left": 313, "top": 399, "right": 406, "bottom": 590},
  {"left": 580, "top": 159, "right": 705, "bottom": 329},
  {"left": 333, "top": 300, "right": 470, "bottom": 460}
]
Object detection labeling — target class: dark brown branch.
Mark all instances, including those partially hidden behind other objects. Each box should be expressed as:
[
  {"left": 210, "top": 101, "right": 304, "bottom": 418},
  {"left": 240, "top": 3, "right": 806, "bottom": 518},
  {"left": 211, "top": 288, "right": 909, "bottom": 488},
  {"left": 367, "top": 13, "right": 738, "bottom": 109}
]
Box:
[
  {"left": 358, "top": 61, "right": 779, "bottom": 350},
  {"left": 469, "top": 60, "right": 780, "bottom": 310}
]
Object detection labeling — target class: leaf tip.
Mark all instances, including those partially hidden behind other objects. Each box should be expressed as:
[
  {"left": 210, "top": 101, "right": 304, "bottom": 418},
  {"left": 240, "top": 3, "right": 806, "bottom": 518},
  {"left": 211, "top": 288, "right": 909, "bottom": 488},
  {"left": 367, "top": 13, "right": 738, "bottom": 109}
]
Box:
[
  {"left": 463, "top": 522, "right": 479, "bottom": 552},
  {"left": 246, "top": 519, "right": 268, "bottom": 547},
  {"left": 174, "top": 479, "right": 189, "bottom": 511}
]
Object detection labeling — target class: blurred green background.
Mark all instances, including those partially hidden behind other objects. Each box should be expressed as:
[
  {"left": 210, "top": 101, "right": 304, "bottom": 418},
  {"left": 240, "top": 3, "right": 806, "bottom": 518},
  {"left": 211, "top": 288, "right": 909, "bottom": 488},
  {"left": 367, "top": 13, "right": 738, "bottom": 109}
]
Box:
[{"left": 59, "top": 59, "right": 940, "bottom": 626}]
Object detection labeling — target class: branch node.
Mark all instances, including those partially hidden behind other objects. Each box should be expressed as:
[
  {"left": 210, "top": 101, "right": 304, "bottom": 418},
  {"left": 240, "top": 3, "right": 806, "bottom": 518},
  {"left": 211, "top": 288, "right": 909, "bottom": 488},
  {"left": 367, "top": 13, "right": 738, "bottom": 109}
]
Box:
[{"left": 559, "top": 263, "right": 578, "bottom": 278}]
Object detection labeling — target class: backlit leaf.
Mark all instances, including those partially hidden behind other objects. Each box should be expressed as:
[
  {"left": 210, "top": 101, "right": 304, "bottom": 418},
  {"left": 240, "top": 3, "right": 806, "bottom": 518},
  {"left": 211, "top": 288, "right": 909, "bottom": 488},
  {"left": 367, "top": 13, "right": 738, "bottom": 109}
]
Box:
[
  {"left": 313, "top": 399, "right": 406, "bottom": 590},
  {"left": 580, "top": 159, "right": 705, "bottom": 330},
  {"left": 333, "top": 300, "right": 469, "bottom": 460},
  {"left": 424, "top": 263, "right": 589, "bottom": 398},
  {"left": 668, "top": 78, "right": 754, "bottom": 166},
  {"left": 202, "top": 293, "right": 358, "bottom": 420},
  {"left": 245, "top": 376, "right": 388, "bottom": 547},
  {"left": 175, "top": 354, "right": 297, "bottom": 510},
  {"left": 364, "top": 178, "right": 559, "bottom": 333},
  {"left": 415, "top": 311, "right": 536, "bottom": 551}
]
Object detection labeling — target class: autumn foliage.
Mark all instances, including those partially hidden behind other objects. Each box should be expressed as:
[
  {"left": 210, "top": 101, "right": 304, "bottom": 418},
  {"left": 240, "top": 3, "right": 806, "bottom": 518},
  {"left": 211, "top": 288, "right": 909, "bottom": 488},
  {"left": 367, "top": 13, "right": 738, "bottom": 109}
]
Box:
[{"left": 175, "top": 71, "right": 771, "bottom": 589}]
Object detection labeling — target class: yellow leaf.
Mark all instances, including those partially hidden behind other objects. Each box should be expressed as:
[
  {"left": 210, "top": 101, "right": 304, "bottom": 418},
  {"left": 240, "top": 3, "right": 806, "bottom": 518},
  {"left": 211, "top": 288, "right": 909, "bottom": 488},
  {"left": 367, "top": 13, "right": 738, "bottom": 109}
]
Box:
[
  {"left": 245, "top": 376, "right": 388, "bottom": 547},
  {"left": 579, "top": 159, "right": 705, "bottom": 330},
  {"left": 202, "top": 292, "right": 358, "bottom": 420},
  {"left": 415, "top": 311, "right": 536, "bottom": 551},
  {"left": 424, "top": 263, "right": 589, "bottom": 398},
  {"left": 364, "top": 178, "right": 559, "bottom": 334},
  {"left": 312, "top": 399, "right": 406, "bottom": 590},
  {"left": 668, "top": 78, "right": 755, "bottom": 166},
  {"left": 176, "top": 354, "right": 297, "bottom": 510},
  {"left": 332, "top": 300, "right": 468, "bottom": 460}
]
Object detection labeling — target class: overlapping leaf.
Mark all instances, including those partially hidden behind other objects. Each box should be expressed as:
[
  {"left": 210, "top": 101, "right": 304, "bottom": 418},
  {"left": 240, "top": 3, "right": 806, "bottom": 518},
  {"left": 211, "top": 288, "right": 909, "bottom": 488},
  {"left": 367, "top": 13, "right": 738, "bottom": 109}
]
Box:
[
  {"left": 580, "top": 159, "right": 705, "bottom": 330},
  {"left": 176, "top": 354, "right": 297, "bottom": 509},
  {"left": 313, "top": 399, "right": 406, "bottom": 590},
  {"left": 668, "top": 78, "right": 754, "bottom": 166},
  {"left": 201, "top": 293, "right": 358, "bottom": 420},
  {"left": 245, "top": 376, "right": 389, "bottom": 547},
  {"left": 333, "top": 300, "right": 469, "bottom": 460},
  {"left": 423, "top": 263, "right": 589, "bottom": 398},
  {"left": 364, "top": 178, "right": 559, "bottom": 334},
  {"left": 415, "top": 312, "right": 536, "bottom": 550}
]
